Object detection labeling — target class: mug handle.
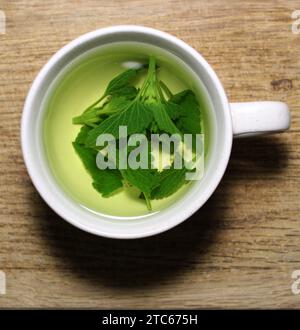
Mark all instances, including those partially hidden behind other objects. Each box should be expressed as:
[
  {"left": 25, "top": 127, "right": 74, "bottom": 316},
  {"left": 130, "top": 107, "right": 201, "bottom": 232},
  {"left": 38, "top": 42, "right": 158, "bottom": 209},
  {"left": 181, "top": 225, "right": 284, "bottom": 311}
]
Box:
[{"left": 230, "top": 102, "right": 290, "bottom": 137}]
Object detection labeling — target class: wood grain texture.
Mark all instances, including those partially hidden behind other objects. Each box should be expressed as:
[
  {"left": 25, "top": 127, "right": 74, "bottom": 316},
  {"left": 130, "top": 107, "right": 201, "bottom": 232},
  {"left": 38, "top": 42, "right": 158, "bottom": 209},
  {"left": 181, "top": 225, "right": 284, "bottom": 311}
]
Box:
[{"left": 0, "top": 0, "right": 300, "bottom": 308}]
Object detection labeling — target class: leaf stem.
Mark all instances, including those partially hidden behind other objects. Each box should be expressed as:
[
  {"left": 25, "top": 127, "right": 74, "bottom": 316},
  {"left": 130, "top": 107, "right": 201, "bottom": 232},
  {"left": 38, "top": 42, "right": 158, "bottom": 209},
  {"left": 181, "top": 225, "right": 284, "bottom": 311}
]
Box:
[
  {"left": 137, "top": 56, "right": 157, "bottom": 101},
  {"left": 83, "top": 94, "right": 106, "bottom": 114},
  {"left": 160, "top": 80, "right": 173, "bottom": 99},
  {"left": 144, "top": 193, "right": 152, "bottom": 211}
]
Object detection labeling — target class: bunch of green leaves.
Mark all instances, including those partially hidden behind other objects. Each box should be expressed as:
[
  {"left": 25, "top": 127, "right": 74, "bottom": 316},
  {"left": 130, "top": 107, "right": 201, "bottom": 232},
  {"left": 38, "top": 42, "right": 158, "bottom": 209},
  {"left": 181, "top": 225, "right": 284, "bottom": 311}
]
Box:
[{"left": 72, "top": 56, "right": 202, "bottom": 210}]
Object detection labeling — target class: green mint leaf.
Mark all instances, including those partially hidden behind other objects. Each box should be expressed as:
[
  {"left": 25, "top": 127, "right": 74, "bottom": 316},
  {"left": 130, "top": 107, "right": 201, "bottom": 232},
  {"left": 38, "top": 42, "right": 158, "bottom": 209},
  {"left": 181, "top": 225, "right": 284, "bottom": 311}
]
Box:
[
  {"left": 109, "top": 85, "right": 138, "bottom": 99},
  {"left": 149, "top": 103, "right": 182, "bottom": 135},
  {"left": 151, "top": 166, "right": 187, "bottom": 199},
  {"left": 121, "top": 168, "right": 160, "bottom": 210},
  {"left": 135, "top": 57, "right": 181, "bottom": 135},
  {"left": 104, "top": 68, "right": 141, "bottom": 97},
  {"left": 73, "top": 142, "right": 123, "bottom": 197},
  {"left": 74, "top": 125, "right": 92, "bottom": 145},
  {"left": 149, "top": 121, "right": 159, "bottom": 133},
  {"left": 72, "top": 93, "right": 108, "bottom": 125},
  {"left": 164, "top": 101, "right": 182, "bottom": 120},
  {"left": 73, "top": 90, "right": 138, "bottom": 126},
  {"left": 121, "top": 168, "right": 160, "bottom": 195},
  {"left": 100, "top": 96, "right": 132, "bottom": 116},
  {"left": 72, "top": 106, "right": 102, "bottom": 127},
  {"left": 170, "top": 90, "right": 202, "bottom": 134},
  {"left": 73, "top": 69, "right": 140, "bottom": 126},
  {"left": 85, "top": 101, "right": 153, "bottom": 147}
]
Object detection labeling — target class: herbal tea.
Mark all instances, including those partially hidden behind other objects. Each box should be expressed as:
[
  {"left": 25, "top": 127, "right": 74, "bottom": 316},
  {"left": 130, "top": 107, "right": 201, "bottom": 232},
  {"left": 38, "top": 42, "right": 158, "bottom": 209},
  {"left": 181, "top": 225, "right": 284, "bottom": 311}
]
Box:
[{"left": 43, "top": 42, "right": 212, "bottom": 217}]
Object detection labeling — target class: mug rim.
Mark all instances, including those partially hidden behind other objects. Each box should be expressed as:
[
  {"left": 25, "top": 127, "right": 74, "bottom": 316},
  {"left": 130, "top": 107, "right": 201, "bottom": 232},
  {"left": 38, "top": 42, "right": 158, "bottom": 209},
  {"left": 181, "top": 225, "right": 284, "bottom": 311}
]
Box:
[{"left": 21, "top": 25, "right": 233, "bottom": 239}]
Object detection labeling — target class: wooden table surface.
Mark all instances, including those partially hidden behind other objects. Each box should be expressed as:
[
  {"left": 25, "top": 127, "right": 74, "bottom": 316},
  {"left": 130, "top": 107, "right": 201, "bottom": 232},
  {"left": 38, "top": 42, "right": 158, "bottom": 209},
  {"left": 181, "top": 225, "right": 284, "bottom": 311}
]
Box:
[{"left": 0, "top": 0, "right": 300, "bottom": 309}]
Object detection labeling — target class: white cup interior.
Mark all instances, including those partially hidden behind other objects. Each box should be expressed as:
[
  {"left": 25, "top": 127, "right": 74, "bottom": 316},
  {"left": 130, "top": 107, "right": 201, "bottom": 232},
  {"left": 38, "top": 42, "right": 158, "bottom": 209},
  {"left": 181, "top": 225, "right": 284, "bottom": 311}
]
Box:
[{"left": 21, "top": 26, "right": 232, "bottom": 239}]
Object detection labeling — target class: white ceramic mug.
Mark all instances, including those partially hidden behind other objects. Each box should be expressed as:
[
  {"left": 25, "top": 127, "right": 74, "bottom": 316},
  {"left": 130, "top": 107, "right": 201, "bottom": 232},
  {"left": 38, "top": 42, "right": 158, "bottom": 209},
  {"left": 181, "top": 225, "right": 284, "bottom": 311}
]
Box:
[{"left": 21, "top": 26, "right": 290, "bottom": 239}]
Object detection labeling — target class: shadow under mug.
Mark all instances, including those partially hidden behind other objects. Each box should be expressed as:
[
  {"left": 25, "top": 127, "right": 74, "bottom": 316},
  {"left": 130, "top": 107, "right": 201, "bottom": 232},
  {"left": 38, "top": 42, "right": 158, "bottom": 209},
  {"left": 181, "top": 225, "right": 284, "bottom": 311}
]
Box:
[{"left": 21, "top": 25, "right": 290, "bottom": 239}]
